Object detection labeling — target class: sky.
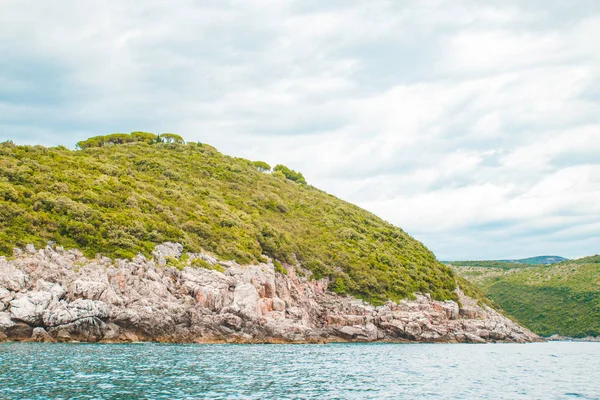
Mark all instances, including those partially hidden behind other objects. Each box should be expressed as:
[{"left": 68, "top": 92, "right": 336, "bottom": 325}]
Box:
[{"left": 1, "top": 0, "right": 599, "bottom": 260}]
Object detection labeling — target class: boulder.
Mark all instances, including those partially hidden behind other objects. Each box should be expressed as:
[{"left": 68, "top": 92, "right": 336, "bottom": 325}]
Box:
[
  {"left": 9, "top": 291, "right": 53, "bottom": 325},
  {"left": 0, "top": 264, "right": 28, "bottom": 291},
  {"left": 464, "top": 332, "right": 486, "bottom": 343},
  {"left": 459, "top": 307, "right": 480, "bottom": 319},
  {"left": 25, "top": 244, "right": 36, "bottom": 254},
  {"left": 0, "top": 311, "right": 15, "bottom": 330},
  {"left": 405, "top": 321, "right": 422, "bottom": 339},
  {"left": 335, "top": 325, "right": 370, "bottom": 341},
  {"left": 0, "top": 288, "right": 12, "bottom": 311},
  {"left": 272, "top": 298, "right": 286, "bottom": 311},
  {"left": 233, "top": 283, "right": 260, "bottom": 318},
  {"left": 32, "top": 327, "right": 55, "bottom": 342},
  {"left": 0, "top": 311, "right": 33, "bottom": 339},
  {"left": 152, "top": 242, "right": 183, "bottom": 266},
  {"left": 43, "top": 299, "right": 109, "bottom": 327},
  {"left": 49, "top": 317, "right": 107, "bottom": 342},
  {"left": 69, "top": 280, "right": 107, "bottom": 301}
]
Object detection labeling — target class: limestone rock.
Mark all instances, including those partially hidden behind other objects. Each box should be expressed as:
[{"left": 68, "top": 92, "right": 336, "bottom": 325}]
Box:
[
  {"left": 10, "top": 291, "right": 53, "bottom": 325},
  {"left": 0, "top": 311, "right": 15, "bottom": 330},
  {"left": 25, "top": 244, "right": 36, "bottom": 254},
  {"left": 0, "top": 311, "right": 33, "bottom": 339},
  {"left": 0, "top": 263, "right": 28, "bottom": 292},
  {"left": 233, "top": 283, "right": 260, "bottom": 318},
  {"left": 152, "top": 242, "right": 183, "bottom": 266},
  {"left": 0, "top": 242, "right": 541, "bottom": 344},
  {"left": 336, "top": 325, "right": 368, "bottom": 340},
  {"left": 43, "top": 299, "right": 109, "bottom": 327},
  {"left": 32, "top": 327, "right": 55, "bottom": 342},
  {"left": 69, "top": 280, "right": 107, "bottom": 300}
]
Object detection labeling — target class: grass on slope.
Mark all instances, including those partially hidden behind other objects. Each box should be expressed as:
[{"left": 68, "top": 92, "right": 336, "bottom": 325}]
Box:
[
  {"left": 453, "top": 256, "right": 600, "bottom": 337},
  {"left": 0, "top": 134, "right": 458, "bottom": 305}
]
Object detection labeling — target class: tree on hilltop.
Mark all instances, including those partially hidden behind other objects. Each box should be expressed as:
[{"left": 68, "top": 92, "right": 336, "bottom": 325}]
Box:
[
  {"left": 160, "top": 133, "right": 185, "bottom": 144},
  {"left": 252, "top": 161, "right": 271, "bottom": 172},
  {"left": 273, "top": 164, "right": 306, "bottom": 184}
]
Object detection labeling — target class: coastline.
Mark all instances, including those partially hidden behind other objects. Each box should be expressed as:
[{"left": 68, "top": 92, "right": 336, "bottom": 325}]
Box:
[
  {"left": 1, "top": 243, "right": 542, "bottom": 345},
  {"left": 545, "top": 335, "right": 600, "bottom": 343}
]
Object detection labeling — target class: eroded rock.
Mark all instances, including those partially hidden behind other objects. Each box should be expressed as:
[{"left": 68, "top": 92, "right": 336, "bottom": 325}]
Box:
[{"left": 0, "top": 243, "right": 542, "bottom": 344}]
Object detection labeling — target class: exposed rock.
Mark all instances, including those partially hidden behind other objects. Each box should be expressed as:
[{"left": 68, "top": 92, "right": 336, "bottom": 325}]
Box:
[
  {"left": 0, "top": 311, "right": 33, "bottom": 339},
  {"left": 152, "top": 242, "right": 183, "bottom": 266},
  {"left": 336, "top": 325, "right": 369, "bottom": 341},
  {"left": 32, "top": 327, "right": 55, "bottom": 342},
  {"left": 69, "top": 280, "right": 107, "bottom": 300},
  {"left": 0, "top": 243, "right": 542, "bottom": 344},
  {"left": 0, "top": 311, "right": 15, "bottom": 329},
  {"left": 459, "top": 307, "right": 480, "bottom": 319},
  {"left": 0, "top": 287, "right": 12, "bottom": 311},
  {"left": 0, "top": 262, "right": 28, "bottom": 292},
  {"left": 9, "top": 291, "right": 53, "bottom": 325},
  {"left": 43, "top": 299, "right": 110, "bottom": 327}
]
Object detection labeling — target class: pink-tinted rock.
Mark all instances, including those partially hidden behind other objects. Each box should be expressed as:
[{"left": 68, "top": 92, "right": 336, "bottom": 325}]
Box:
[{"left": 0, "top": 243, "right": 541, "bottom": 344}]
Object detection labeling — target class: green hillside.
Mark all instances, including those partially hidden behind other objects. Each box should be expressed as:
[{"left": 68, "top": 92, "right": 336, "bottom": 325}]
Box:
[
  {"left": 500, "top": 255, "right": 568, "bottom": 265},
  {"left": 445, "top": 255, "right": 567, "bottom": 269},
  {"left": 0, "top": 132, "right": 460, "bottom": 305},
  {"left": 444, "top": 260, "right": 533, "bottom": 270},
  {"left": 452, "top": 256, "right": 600, "bottom": 337}
]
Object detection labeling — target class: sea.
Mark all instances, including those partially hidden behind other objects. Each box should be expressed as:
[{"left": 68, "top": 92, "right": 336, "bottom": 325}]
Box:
[{"left": 0, "top": 342, "right": 598, "bottom": 399}]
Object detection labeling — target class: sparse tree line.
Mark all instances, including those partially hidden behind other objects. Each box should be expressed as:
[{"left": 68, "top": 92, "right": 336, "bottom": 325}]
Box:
[
  {"left": 251, "top": 161, "right": 307, "bottom": 185},
  {"left": 75, "top": 131, "right": 307, "bottom": 186},
  {"left": 76, "top": 132, "right": 185, "bottom": 149}
]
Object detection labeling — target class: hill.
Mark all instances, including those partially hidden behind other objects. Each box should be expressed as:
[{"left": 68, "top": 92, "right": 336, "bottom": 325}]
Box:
[
  {"left": 444, "top": 255, "right": 567, "bottom": 269},
  {"left": 452, "top": 256, "right": 600, "bottom": 338},
  {"left": 0, "top": 132, "right": 460, "bottom": 305},
  {"left": 500, "top": 256, "right": 568, "bottom": 265}
]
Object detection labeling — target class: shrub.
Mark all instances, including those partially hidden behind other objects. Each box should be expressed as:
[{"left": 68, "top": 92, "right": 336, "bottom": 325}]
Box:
[
  {"left": 191, "top": 257, "right": 225, "bottom": 272},
  {"left": 160, "top": 133, "right": 185, "bottom": 144},
  {"left": 252, "top": 161, "right": 271, "bottom": 172},
  {"left": 132, "top": 131, "right": 160, "bottom": 144},
  {"left": 273, "top": 164, "right": 307, "bottom": 185},
  {"left": 274, "top": 260, "right": 288, "bottom": 275}
]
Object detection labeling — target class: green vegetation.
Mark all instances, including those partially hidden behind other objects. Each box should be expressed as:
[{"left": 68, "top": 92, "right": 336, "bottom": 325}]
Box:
[
  {"left": 190, "top": 258, "right": 225, "bottom": 273},
  {"left": 0, "top": 132, "right": 460, "bottom": 305},
  {"left": 273, "top": 260, "right": 288, "bottom": 275},
  {"left": 446, "top": 260, "right": 535, "bottom": 270},
  {"left": 453, "top": 256, "right": 600, "bottom": 337},
  {"left": 252, "top": 161, "right": 271, "bottom": 172},
  {"left": 273, "top": 164, "right": 306, "bottom": 185},
  {"left": 75, "top": 132, "right": 186, "bottom": 149},
  {"left": 445, "top": 255, "right": 567, "bottom": 269},
  {"left": 499, "top": 255, "right": 568, "bottom": 265}
]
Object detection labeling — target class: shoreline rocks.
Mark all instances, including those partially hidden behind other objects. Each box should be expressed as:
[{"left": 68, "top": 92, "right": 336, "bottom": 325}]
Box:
[
  {"left": 545, "top": 334, "right": 600, "bottom": 342},
  {"left": 0, "top": 243, "right": 542, "bottom": 344}
]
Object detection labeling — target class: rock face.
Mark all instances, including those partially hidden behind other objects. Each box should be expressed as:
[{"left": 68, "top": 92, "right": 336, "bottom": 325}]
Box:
[{"left": 0, "top": 243, "right": 541, "bottom": 344}]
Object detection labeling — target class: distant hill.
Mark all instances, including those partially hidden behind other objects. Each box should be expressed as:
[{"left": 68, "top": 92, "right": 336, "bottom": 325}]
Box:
[
  {"left": 444, "top": 256, "right": 567, "bottom": 269},
  {"left": 500, "top": 255, "right": 568, "bottom": 265},
  {"left": 453, "top": 255, "right": 600, "bottom": 338}
]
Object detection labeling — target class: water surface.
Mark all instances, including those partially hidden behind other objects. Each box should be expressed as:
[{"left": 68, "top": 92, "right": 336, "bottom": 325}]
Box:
[{"left": 1, "top": 342, "right": 598, "bottom": 399}]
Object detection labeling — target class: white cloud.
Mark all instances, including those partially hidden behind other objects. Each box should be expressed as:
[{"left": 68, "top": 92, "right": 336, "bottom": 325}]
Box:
[{"left": 1, "top": 0, "right": 599, "bottom": 259}]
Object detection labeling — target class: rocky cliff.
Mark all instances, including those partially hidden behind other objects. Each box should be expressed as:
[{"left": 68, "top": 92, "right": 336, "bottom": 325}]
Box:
[{"left": 0, "top": 243, "right": 540, "bottom": 344}]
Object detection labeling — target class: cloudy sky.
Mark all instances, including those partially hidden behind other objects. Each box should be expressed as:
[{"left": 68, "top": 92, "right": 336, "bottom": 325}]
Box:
[{"left": 1, "top": 0, "right": 599, "bottom": 260}]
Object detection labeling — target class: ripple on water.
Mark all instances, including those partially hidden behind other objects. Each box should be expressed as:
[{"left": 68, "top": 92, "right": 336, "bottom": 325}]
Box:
[{"left": 0, "top": 342, "right": 599, "bottom": 399}]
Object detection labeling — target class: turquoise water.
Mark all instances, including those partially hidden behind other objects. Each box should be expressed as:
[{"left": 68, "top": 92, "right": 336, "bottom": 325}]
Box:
[{"left": 0, "top": 342, "right": 598, "bottom": 399}]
